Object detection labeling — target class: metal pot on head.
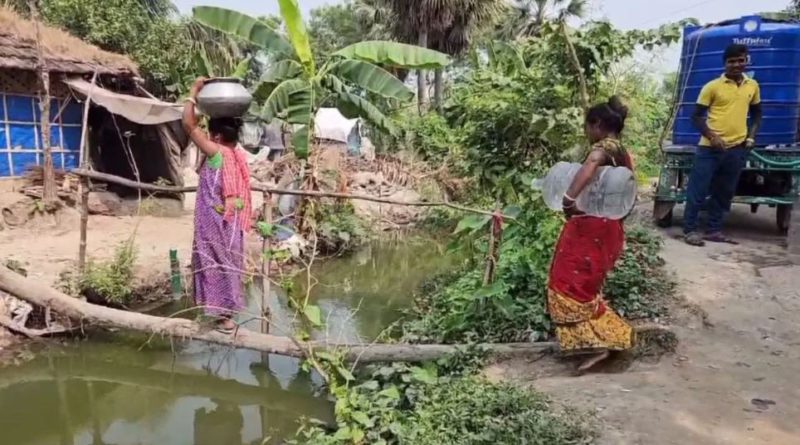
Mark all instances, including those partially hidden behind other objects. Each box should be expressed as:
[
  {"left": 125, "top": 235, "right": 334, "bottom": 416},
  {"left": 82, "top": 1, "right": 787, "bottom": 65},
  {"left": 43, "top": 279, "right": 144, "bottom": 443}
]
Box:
[{"left": 196, "top": 78, "right": 252, "bottom": 119}]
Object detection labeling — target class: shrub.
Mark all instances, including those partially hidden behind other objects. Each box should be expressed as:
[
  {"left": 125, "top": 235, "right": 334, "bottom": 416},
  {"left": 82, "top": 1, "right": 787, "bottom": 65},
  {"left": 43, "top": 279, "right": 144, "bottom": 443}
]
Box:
[
  {"left": 399, "top": 377, "right": 591, "bottom": 445},
  {"left": 79, "top": 241, "right": 137, "bottom": 306},
  {"left": 316, "top": 202, "right": 367, "bottom": 256},
  {"left": 605, "top": 225, "right": 673, "bottom": 318},
  {"left": 295, "top": 360, "right": 591, "bottom": 445},
  {"left": 396, "top": 112, "right": 461, "bottom": 163},
  {"left": 405, "top": 200, "right": 673, "bottom": 344}
]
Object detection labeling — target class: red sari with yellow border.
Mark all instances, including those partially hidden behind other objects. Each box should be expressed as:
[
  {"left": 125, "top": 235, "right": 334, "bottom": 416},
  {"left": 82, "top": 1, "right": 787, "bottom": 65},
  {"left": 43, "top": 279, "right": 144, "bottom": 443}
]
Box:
[{"left": 546, "top": 138, "right": 635, "bottom": 352}]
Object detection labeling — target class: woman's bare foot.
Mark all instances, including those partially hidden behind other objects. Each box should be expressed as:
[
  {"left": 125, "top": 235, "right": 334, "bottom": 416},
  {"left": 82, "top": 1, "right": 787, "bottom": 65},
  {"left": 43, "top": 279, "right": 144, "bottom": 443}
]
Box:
[{"left": 577, "top": 350, "right": 610, "bottom": 372}]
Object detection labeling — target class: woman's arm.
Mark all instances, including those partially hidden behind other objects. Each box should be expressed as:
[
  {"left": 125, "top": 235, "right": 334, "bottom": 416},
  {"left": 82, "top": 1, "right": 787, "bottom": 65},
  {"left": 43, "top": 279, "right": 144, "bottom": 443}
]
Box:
[
  {"left": 562, "top": 150, "right": 606, "bottom": 217},
  {"left": 182, "top": 78, "right": 219, "bottom": 158}
]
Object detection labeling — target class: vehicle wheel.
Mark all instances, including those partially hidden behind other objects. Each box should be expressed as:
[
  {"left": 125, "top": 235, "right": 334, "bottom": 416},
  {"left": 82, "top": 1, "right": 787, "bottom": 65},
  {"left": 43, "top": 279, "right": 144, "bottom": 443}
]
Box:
[
  {"left": 777, "top": 205, "right": 792, "bottom": 236},
  {"left": 653, "top": 200, "right": 674, "bottom": 228}
]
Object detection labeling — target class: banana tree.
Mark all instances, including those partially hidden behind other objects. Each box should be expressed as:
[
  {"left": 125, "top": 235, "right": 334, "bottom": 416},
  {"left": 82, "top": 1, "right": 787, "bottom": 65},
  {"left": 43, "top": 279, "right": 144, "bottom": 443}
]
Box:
[{"left": 193, "top": 1, "right": 451, "bottom": 159}]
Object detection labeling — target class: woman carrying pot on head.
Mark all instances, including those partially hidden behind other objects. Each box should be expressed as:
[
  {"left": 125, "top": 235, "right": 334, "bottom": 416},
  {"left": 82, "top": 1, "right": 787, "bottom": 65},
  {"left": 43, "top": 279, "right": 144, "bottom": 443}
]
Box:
[
  {"left": 547, "top": 96, "right": 635, "bottom": 372},
  {"left": 183, "top": 77, "right": 252, "bottom": 334}
]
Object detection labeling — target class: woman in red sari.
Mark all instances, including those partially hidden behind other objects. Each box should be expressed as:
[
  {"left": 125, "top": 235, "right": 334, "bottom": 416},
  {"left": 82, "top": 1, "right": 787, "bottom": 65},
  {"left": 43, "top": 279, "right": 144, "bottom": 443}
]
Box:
[{"left": 548, "top": 96, "right": 635, "bottom": 372}]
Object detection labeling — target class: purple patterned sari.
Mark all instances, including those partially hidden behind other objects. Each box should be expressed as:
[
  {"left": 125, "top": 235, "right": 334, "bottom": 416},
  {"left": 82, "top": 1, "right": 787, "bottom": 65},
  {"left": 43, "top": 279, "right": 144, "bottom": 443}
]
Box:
[{"left": 192, "top": 155, "right": 245, "bottom": 317}]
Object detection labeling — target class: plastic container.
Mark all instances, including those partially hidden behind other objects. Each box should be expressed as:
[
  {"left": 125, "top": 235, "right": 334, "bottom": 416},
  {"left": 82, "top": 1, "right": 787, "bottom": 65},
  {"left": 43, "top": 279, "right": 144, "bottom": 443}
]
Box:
[
  {"left": 532, "top": 162, "right": 637, "bottom": 220},
  {"left": 673, "top": 16, "right": 800, "bottom": 146}
]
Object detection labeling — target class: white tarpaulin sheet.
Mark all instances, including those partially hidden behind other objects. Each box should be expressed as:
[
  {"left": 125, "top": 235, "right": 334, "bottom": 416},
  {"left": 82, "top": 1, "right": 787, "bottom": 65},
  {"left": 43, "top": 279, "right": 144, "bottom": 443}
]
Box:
[
  {"left": 64, "top": 78, "right": 183, "bottom": 125},
  {"left": 314, "top": 108, "right": 357, "bottom": 143}
]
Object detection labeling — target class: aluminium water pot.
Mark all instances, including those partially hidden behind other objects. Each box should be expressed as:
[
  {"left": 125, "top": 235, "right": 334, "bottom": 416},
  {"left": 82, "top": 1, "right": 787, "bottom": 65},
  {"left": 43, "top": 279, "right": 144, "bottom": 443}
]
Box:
[{"left": 196, "top": 77, "right": 252, "bottom": 119}]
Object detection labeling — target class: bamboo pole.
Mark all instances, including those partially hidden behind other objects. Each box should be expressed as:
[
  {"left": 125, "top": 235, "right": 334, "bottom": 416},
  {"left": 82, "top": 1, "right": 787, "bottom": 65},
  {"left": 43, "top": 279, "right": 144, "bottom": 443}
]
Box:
[
  {"left": 77, "top": 73, "right": 98, "bottom": 273},
  {"left": 70, "top": 169, "right": 516, "bottom": 220},
  {"left": 260, "top": 191, "right": 272, "bottom": 336}
]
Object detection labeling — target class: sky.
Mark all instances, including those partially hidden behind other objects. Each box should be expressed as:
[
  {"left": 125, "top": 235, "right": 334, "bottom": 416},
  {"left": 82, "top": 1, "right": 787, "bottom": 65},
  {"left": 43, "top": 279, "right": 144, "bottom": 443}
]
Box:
[{"left": 174, "top": 0, "right": 793, "bottom": 72}]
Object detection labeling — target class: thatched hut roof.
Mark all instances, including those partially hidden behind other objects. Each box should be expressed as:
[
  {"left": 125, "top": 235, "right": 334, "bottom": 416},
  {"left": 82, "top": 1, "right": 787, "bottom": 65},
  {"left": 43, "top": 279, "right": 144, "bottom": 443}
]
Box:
[{"left": 0, "top": 8, "right": 137, "bottom": 76}]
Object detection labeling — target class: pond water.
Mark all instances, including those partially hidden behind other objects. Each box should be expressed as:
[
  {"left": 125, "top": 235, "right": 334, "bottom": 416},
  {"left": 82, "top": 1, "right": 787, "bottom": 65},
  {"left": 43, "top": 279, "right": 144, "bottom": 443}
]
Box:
[{"left": 0, "top": 237, "right": 459, "bottom": 445}]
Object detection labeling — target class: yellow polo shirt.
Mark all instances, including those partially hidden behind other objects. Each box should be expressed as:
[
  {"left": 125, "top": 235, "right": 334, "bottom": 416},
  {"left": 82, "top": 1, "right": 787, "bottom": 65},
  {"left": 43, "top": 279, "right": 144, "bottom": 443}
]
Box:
[{"left": 697, "top": 74, "right": 761, "bottom": 147}]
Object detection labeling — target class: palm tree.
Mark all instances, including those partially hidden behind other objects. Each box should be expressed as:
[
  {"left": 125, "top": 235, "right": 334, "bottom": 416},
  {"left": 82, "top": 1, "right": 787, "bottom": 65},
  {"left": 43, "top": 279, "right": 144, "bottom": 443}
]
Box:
[
  {"left": 378, "top": 0, "right": 505, "bottom": 111},
  {"left": 428, "top": 0, "right": 506, "bottom": 109},
  {"left": 506, "top": 0, "right": 587, "bottom": 38}
]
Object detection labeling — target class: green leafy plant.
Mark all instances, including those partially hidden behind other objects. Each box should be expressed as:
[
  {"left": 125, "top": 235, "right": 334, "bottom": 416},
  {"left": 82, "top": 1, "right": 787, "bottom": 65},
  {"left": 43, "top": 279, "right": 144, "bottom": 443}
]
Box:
[
  {"left": 316, "top": 202, "right": 367, "bottom": 256},
  {"left": 193, "top": 2, "right": 451, "bottom": 158},
  {"left": 605, "top": 225, "right": 674, "bottom": 318},
  {"left": 405, "top": 198, "right": 674, "bottom": 344},
  {"left": 79, "top": 241, "right": 137, "bottom": 306},
  {"left": 294, "top": 354, "right": 591, "bottom": 445}
]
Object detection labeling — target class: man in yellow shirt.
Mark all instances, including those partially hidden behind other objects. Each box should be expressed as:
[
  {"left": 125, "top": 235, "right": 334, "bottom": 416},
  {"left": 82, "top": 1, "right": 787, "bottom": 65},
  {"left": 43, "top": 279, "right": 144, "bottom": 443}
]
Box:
[{"left": 684, "top": 44, "right": 762, "bottom": 246}]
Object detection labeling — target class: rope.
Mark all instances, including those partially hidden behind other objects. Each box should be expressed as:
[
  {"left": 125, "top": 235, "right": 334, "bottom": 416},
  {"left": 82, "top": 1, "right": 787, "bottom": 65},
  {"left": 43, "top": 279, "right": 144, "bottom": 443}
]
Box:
[{"left": 659, "top": 23, "right": 710, "bottom": 150}]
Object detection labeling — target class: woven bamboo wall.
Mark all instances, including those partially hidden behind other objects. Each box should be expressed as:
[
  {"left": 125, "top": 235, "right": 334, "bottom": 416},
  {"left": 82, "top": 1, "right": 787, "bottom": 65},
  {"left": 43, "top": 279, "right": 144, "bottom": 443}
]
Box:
[{"left": 0, "top": 68, "right": 72, "bottom": 97}]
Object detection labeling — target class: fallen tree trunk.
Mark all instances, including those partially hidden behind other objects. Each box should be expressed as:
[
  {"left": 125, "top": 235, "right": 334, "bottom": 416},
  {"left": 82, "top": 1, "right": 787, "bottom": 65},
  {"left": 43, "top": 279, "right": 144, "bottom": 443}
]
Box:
[{"left": 0, "top": 267, "right": 556, "bottom": 362}]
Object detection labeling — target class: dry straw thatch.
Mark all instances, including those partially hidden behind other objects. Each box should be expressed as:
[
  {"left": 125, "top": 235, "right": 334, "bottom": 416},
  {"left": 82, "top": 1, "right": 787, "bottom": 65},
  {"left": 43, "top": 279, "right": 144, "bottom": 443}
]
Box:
[{"left": 0, "top": 7, "right": 137, "bottom": 75}]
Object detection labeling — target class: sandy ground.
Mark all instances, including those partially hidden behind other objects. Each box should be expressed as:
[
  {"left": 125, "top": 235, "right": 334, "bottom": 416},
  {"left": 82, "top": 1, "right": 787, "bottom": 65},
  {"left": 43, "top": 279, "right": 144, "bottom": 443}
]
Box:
[
  {"left": 487, "top": 204, "right": 800, "bottom": 444},
  {"left": 0, "top": 186, "right": 271, "bottom": 286},
  {"left": 0, "top": 206, "right": 196, "bottom": 286}
]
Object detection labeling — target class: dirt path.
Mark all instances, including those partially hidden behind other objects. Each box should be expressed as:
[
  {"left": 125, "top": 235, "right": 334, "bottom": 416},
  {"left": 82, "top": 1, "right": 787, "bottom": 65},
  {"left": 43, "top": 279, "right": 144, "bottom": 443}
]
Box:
[
  {"left": 0, "top": 199, "right": 196, "bottom": 286},
  {"left": 487, "top": 206, "right": 800, "bottom": 444}
]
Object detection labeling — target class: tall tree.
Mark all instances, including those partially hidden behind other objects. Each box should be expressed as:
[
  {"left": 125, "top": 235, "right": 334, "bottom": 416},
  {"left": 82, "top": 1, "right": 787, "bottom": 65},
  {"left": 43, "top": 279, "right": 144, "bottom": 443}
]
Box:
[
  {"left": 499, "top": 0, "right": 587, "bottom": 39},
  {"left": 379, "top": 0, "right": 504, "bottom": 111},
  {"left": 308, "top": 0, "right": 391, "bottom": 65},
  {"left": 28, "top": 0, "right": 56, "bottom": 207},
  {"left": 428, "top": 0, "right": 505, "bottom": 110},
  {"left": 40, "top": 0, "right": 189, "bottom": 93}
]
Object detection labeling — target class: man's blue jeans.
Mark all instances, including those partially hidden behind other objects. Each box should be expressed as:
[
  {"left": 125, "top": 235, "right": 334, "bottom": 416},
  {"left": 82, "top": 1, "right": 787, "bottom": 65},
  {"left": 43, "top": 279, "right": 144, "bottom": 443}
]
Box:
[{"left": 683, "top": 146, "right": 749, "bottom": 234}]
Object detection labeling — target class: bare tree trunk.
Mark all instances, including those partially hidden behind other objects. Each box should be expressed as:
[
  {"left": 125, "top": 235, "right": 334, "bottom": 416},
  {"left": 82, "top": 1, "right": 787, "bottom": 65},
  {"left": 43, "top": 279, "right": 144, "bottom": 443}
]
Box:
[
  {"left": 433, "top": 68, "right": 444, "bottom": 113},
  {"left": 561, "top": 21, "right": 590, "bottom": 112},
  {"left": 417, "top": 30, "right": 429, "bottom": 114},
  {"left": 260, "top": 191, "right": 272, "bottom": 338},
  {"left": 29, "top": 0, "right": 57, "bottom": 207}
]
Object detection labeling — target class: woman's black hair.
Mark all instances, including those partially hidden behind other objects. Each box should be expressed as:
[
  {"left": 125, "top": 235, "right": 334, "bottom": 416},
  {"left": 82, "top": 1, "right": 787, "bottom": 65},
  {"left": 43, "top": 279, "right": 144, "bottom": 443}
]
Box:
[
  {"left": 208, "top": 117, "right": 243, "bottom": 143},
  {"left": 585, "top": 96, "right": 629, "bottom": 135}
]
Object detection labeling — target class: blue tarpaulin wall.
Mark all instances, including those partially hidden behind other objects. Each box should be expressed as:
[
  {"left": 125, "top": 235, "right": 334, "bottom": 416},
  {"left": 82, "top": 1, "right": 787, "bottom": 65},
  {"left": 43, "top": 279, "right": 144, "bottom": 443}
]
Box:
[{"left": 0, "top": 94, "right": 82, "bottom": 177}]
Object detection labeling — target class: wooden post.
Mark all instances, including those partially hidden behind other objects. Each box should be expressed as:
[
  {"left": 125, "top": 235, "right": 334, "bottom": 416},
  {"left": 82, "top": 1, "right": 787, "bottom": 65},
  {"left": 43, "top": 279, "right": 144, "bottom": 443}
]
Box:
[
  {"left": 29, "top": 0, "right": 57, "bottom": 206},
  {"left": 77, "top": 73, "right": 98, "bottom": 273},
  {"left": 169, "top": 248, "right": 183, "bottom": 298},
  {"left": 482, "top": 203, "right": 503, "bottom": 286},
  {"left": 78, "top": 182, "right": 90, "bottom": 272},
  {"left": 261, "top": 191, "right": 272, "bottom": 335}
]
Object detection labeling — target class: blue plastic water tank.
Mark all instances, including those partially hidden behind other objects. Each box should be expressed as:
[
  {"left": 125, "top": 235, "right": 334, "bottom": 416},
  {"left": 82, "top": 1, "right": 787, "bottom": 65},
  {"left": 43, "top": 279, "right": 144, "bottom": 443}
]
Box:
[{"left": 672, "top": 16, "right": 800, "bottom": 146}]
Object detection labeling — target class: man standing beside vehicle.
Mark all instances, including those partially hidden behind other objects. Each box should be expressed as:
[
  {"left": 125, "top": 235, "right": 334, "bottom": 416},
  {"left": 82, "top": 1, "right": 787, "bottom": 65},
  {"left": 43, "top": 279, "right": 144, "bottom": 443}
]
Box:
[{"left": 683, "top": 43, "right": 763, "bottom": 246}]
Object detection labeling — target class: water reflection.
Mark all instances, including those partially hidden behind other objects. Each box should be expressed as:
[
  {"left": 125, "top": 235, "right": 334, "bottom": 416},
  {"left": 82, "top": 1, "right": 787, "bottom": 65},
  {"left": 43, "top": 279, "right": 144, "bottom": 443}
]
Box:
[
  {"left": 193, "top": 400, "right": 243, "bottom": 445},
  {"left": 0, "top": 237, "right": 458, "bottom": 444},
  {"left": 299, "top": 236, "right": 461, "bottom": 340}
]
